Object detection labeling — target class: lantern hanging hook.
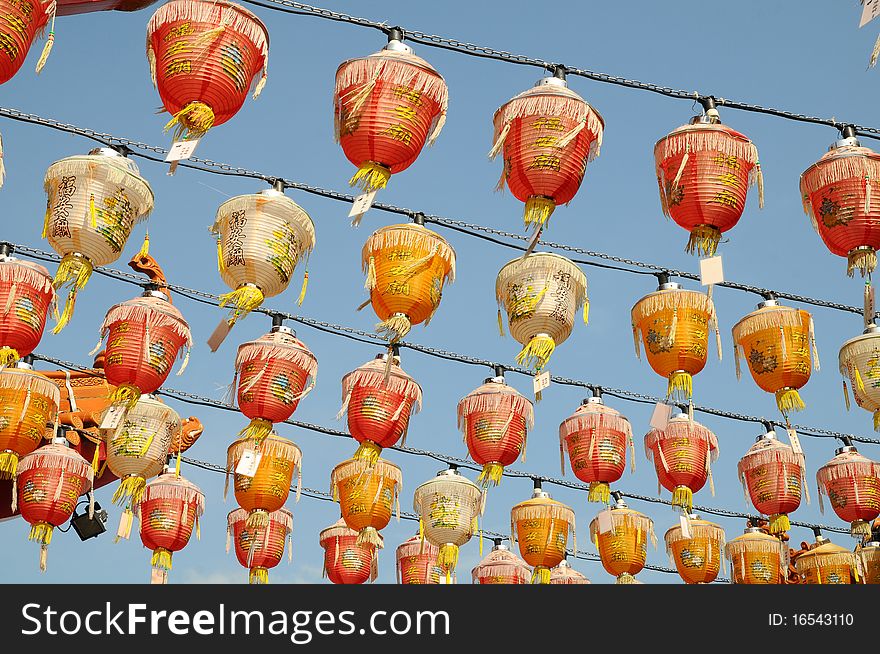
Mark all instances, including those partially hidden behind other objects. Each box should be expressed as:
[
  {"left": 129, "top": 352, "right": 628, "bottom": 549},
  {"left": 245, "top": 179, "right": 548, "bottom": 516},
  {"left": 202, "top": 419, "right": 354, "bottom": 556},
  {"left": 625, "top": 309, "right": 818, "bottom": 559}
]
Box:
[
  {"left": 109, "top": 143, "right": 134, "bottom": 158},
  {"left": 492, "top": 364, "right": 505, "bottom": 379},
  {"left": 385, "top": 26, "right": 405, "bottom": 42},
  {"left": 591, "top": 385, "right": 602, "bottom": 398},
  {"left": 839, "top": 125, "right": 857, "bottom": 140},
  {"left": 411, "top": 212, "right": 426, "bottom": 226},
  {"left": 270, "top": 178, "right": 286, "bottom": 193},
  {"left": 551, "top": 64, "right": 567, "bottom": 80},
  {"left": 0, "top": 242, "right": 13, "bottom": 258},
  {"left": 838, "top": 435, "right": 854, "bottom": 447}
]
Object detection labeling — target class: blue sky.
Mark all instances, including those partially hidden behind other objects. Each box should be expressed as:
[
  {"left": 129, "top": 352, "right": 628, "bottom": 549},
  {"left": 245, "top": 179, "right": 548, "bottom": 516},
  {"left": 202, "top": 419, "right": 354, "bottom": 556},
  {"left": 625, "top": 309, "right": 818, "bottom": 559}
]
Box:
[{"left": 1, "top": 0, "right": 878, "bottom": 584}]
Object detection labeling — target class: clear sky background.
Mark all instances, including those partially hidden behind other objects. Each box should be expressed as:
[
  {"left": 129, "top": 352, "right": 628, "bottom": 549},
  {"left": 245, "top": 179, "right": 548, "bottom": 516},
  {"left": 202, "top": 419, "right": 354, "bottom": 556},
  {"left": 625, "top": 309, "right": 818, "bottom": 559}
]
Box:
[{"left": 0, "top": 0, "right": 878, "bottom": 584}]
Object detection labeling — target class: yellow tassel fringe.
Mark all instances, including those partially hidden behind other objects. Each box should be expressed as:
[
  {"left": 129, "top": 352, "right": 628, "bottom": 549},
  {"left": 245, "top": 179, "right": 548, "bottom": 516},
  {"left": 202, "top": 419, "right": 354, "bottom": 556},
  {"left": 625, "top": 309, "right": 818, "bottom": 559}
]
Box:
[
  {"left": 768, "top": 513, "right": 790, "bottom": 534},
  {"left": 672, "top": 485, "right": 693, "bottom": 513},
  {"left": 52, "top": 254, "right": 94, "bottom": 334},
  {"left": 523, "top": 196, "right": 556, "bottom": 229},
  {"left": 775, "top": 388, "right": 805, "bottom": 414},
  {"left": 353, "top": 440, "right": 382, "bottom": 466},
  {"left": 349, "top": 162, "right": 391, "bottom": 193},
  {"left": 356, "top": 527, "right": 384, "bottom": 548},
  {"left": 138, "top": 232, "right": 150, "bottom": 258},
  {"left": 28, "top": 522, "right": 53, "bottom": 545},
  {"left": 111, "top": 475, "right": 147, "bottom": 506},
  {"left": 477, "top": 462, "right": 504, "bottom": 487},
  {"left": 667, "top": 371, "right": 693, "bottom": 402},
  {"left": 588, "top": 481, "right": 610, "bottom": 504},
  {"left": 219, "top": 285, "right": 265, "bottom": 326},
  {"left": 515, "top": 334, "right": 556, "bottom": 371},
  {"left": 685, "top": 225, "right": 721, "bottom": 257},
  {"left": 438, "top": 544, "right": 459, "bottom": 576},
  {"left": 848, "top": 248, "right": 877, "bottom": 278},
  {"left": 0, "top": 347, "right": 19, "bottom": 368},
  {"left": 110, "top": 383, "right": 142, "bottom": 410},
  {"left": 239, "top": 418, "right": 273, "bottom": 444},
  {"left": 151, "top": 547, "right": 173, "bottom": 571},
  {"left": 376, "top": 314, "right": 411, "bottom": 343},
  {"left": 297, "top": 271, "right": 309, "bottom": 307},
  {"left": 0, "top": 451, "right": 19, "bottom": 479},
  {"left": 250, "top": 567, "right": 269, "bottom": 584},
  {"left": 531, "top": 566, "right": 551, "bottom": 584},
  {"left": 164, "top": 101, "right": 215, "bottom": 141},
  {"left": 246, "top": 509, "right": 269, "bottom": 530}
]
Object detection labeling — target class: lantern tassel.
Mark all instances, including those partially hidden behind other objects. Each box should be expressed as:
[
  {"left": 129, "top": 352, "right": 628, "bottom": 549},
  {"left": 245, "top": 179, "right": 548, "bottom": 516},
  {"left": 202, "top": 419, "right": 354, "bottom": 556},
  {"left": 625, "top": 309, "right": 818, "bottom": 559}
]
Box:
[
  {"left": 672, "top": 485, "right": 693, "bottom": 513},
  {"left": 523, "top": 196, "right": 556, "bottom": 230},
  {"left": 587, "top": 481, "right": 610, "bottom": 504},
  {"left": 685, "top": 225, "right": 721, "bottom": 257},
  {"left": 297, "top": 270, "right": 309, "bottom": 307},
  {"left": 356, "top": 527, "right": 384, "bottom": 548},
  {"left": 349, "top": 162, "right": 391, "bottom": 193},
  {"left": 874, "top": 409, "right": 880, "bottom": 432},
  {"left": 667, "top": 371, "right": 693, "bottom": 402},
  {"left": 252, "top": 70, "right": 267, "bottom": 100},
  {"left": 52, "top": 254, "right": 94, "bottom": 333},
  {"left": 109, "top": 382, "right": 142, "bottom": 410},
  {"left": 219, "top": 284, "right": 265, "bottom": 326},
  {"left": 556, "top": 117, "right": 586, "bottom": 149},
  {"left": 28, "top": 522, "right": 53, "bottom": 546},
  {"left": 39, "top": 544, "right": 49, "bottom": 572},
  {"left": 583, "top": 299, "right": 590, "bottom": 326},
  {"left": 487, "top": 122, "right": 510, "bottom": 160},
  {"left": 633, "top": 326, "right": 642, "bottom": 359},
  {"left": 809, "top": 316, "right": 820, "bottom": 371},
  {"left": 848, "top": 248, "right": 877, "bottom": 278},
  {"left": 497, "top": 308, "right": 505, "bottom": 337},
  {"left": 353, "top": 440, "right": 382, "bottom": 466},
  {"left": 843, "top": 379, "right": 851, "bottom": 411},
  {"left": 246, "top": 509, "right": 269, "bottom": 530},
  {"left": 852, "top": 519, "right": 871, "bottom": 538},
  {"left": 163, "top": 101, "right": 215, "bottom": 141},
  {"left": 671, "top": 151, "right": 689, "bottom": 191},
  {"left": 0, "top": 347, "right": 18, "bottom": 368},
  {"left": 151, "top": 548, "right": 173, "bottom": 571},
  {"left": 477, "top": 462, "right": 504, "bottom": 488},
  {"left": 34, "top": 4, "right": 56, "bottom": 75},
  {"left": 112, "top": 476, "right": 146, "bottom": 506},
  {"left": 515, "top": 334, "right": 556, "bottom": 371},
  {"left": 138, "top": 232, "right": 150, "bottom": 258},
  {"left": 376, "top": 313, "right": 411, "bottom": 343},
  {"left": 872, "top": 32, "right": 880, "bottom": 68},
  {"left": 0, "top": 451, "right": 18, "bottom": 479},
  {"left": 364, "top": 256, "right": 376, "bottom": 291},
  {"left": 438, "top": 544, "right": 458, "bottom": 577},
  {"left": 768, "top": 513, "right": 790, "bottom": 534},
  {"left": 756, "top": 162, "right": 765, "bottom": 210},
  {"left": 250, "top": 567, "right": 269, "bottom": 585},
  {"left": 239, "top": 418, "right": 273, "bottom": 444},
  {"left": 775, "top": 388, "right": 805, "bottom": 415},
  {"left": 91, "top": 441, "right": 101, "bottom": 474},
  {"left": 531, "top": 565, "right": 551, "bottom": 585},
  {"left": 89, "top": 194, "right": 97, "bottom": 228}
]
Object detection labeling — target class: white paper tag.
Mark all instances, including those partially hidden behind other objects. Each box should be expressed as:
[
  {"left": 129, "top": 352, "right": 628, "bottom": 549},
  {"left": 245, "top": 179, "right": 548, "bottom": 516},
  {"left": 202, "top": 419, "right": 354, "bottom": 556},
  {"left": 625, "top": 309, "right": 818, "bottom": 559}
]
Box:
[
  {"left": 151, "top": 568, "right": 168, "bottom": 585},
  {"left": 116, "top": 510, "right": 133, "bottom": 540},
  {"left": 235, "top": 450, "right": 262, "bottom": 477},
  {"left": 699, "top": 256, "right": 724, "bottom": 286},
  {"left": 207, "top": 317, "right": 232, "bottom": 352},
  {"left": 597, "top": 509, "right": 614, "bottom": 534},
  {"left": 524, "top": 227, "right": 543, "bottom": 257},
  {"left": 861, "top": 0, "right": 880, "bottom": 27},
  {"left": 533, "top": 371, "right": 551, "bottom": 395},
  {"left": 786, "top": 428, "right": 803, "bottom": 456},
  {"left": 649, "top": 402, "right": 672, "bottom": 429},
  {"left": 100, "top": 404, "right": 127, "bottom": 431},
  {"left": 164, "top": 139, "right": 200, "bottom": 162},
  {"left": 680, "top": 514, "right": 692, "bottom": 539},
  {"left": 348, "top": 190, "right": 377, "bottom": 223}
]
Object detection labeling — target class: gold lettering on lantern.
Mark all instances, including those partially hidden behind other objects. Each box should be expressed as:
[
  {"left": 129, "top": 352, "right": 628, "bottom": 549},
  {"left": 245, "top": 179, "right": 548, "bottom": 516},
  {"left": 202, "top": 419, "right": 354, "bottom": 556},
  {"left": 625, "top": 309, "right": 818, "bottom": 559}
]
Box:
[
  {"left": 533, "top": 135, "right": 558, "bottom": 148},
  {"left": 708, "top": 189, "right": 739, "bottom": 208},
  {"left": 386, "top": 280, "right": 410, "bottom": 296},
  {"left": 164, "top": 22, "right": 193, "bottom": 41},
  {"left": 267, "top": 222, "right": 298, "bottom": 284},
  {"left": 393, "top": 105, "right": 418, "bottom": 123},
  {"left": 106, "top": 353, "right": 123, "bottom": 366},
  {"left": 165, "top": 58, "right": 192, "bottom": 78},
  {"left": 532, "top": 117, "right": 564, "bottom": 131},
  {"left": 220, "top": 42, "right": 248, "bottom": 93},
  {"left": 528, "top": 154, "right": 561, "bottom": 172},
  {"left": 97, "top": 189, "right": 138, "bottom": 253},
  {"left": 382, "top": 124, "right": 413, "bottom": 145},
  {"left": 9, "top": 0, "right": 34, "bottom": 19},
  {"left": 387, "top": 250, "right": 412, "bottom": 261},
  {"left": 392, "top": 87, "right": 423, "bottom": 106},
  {"left": 711, "top": 154, "right": 740, "bottom": 170},
  {"left": 0, "top": 19, "right": 22, "bottom": 62},
  {"left": 225, "top": 210, "right": 247, "bottom": 267},
  {"left": 108, "top": 335, "right": 126, "bottom": 349},
  {"left": 428, "top": 494, "right": 461, "bottom": 529},
  {"left": 51, "top": 176, "right": 76, "bottom": 239},
  {"left": 716, "top": 172, "right": 741, "bottom": 188}
]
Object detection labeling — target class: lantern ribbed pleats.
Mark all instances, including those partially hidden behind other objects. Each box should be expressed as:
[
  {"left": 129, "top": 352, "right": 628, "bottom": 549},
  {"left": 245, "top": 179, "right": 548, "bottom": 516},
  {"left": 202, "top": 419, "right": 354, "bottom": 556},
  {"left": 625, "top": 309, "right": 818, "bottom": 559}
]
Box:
[
  {"left": 725, "top": 529, "right": 786, "bottom": 584},
  {"left": 396, "top": 535, "right": 441, "bottom": 584},
  {"left": 331, "top": 457, "right": 401, "bottom": 547},
  {"left": 795, "top": 542, "right": 855, "bottom": 584},
  {"left": 857, "top": 544, "right": 880, "bottom": 584},
  {"left": 227, "top": 434, "right": 301, "bottom": 529},
  {"left": 471, "top": 545, "right": 531, "bottom": 584},
  {"left": 319, "top": 519, "right": 377, "bottom": 584},
  {"left": 0, "top": 0, "right": 51, "bottom": 84},
  {"left": 0, "top": 368, "right": 60, "bottom": 481},
  {"left": 839, "top": 329, "right": 880, "bottom": 431},
  {"left": 816, "top": 448, "right": 880, "bottom": 538},
  {"left": 664, "top": 518, "right": 725, "bottom": 584},
  {"left": 589, "top": 506, "right": 655, "bottom": 583},
  {"left": 549, "top": 559, "right": 590, "bottom": 584},
  {"left": 511, "top": 495, "right": 575, "bottom": 583},
  {"left": 737, "top": 435, "right": 805, "bottom": 534},
  {"left": 496, "top": 252, "right": 587, "bottom": 371},
  {"left": 0, "top": 259, "right": 54, "bottom": 366},
  {"left": 228, "top": 507, "right": 293, "bottom": 584}
]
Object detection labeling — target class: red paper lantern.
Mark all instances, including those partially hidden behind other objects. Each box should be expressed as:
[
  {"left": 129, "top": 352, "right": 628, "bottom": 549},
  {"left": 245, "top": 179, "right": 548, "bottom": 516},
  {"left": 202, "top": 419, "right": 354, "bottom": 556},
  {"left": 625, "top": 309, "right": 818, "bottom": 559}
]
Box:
[
  {"left": 319, "top": 518, "right": 377, "bottom": 585},
  {"left": 334, "top": 36, "right": 447, "bottom": 193},
  {"left": 489, "top": 74, "right": 604, "bottom": 231},
  {"left": 559, "top": 395, "right": 634, "bottom": 504},
  {"left": 95, "top": 290, "right": 191, "bottom": 413},
  {"left": 644, "top": 414, "right": 719, "bottom": 513},
  {"left": 0, "top": 256, "right": 54, "bottom": 367},
  {"left": 146, "top": 0, "right": 269, "bottom": 140},
  {"left": 0, "top": 0, "right": 53, "bottom": 85},
  {"left": 235, "top": 324, "right": 317, "bottom": 443},
  {"left": 654, "top": 111, "right": 762, "bottom": 256},
  {"left": 228, "top": 507, "right": 292, "bottom": 584},
  {"left": 16, "top": 438, "right": 94, "bottom": 571},
  {"left": 549, "top": 558, "right": 590, "bottom": 584},
  {"left": 338, "top": 352, "right": 422, "bottom": 464},
  {"left": 800, "top": 132, "right": 880, "bottom": 276},
  {"left": 816, "top": 443, "right": 880, "bottom": 538},
  {"left": 737, "top": 428, "right": 806, "bottom": 534},
  {"left": 395, "top": 533, "right": 441, "bottom": 584},
  {"left": 56, "top": 0, "right": 159, "bottom": 15},
  {"left": 471, "top": 541, "right": 531, "bottom": 584},
  {"left": 136, "top": 471, "right": 204, "bottom": 582},
  {"left": 457, "top": 373, "right": 533, "bottom": 486}
]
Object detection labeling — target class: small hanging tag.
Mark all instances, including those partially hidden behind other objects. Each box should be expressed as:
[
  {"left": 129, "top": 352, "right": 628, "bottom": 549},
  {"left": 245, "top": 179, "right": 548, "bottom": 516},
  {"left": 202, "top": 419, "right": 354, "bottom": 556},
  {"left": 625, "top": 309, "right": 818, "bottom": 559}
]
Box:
[
  {"left": 165, "top": 139, "right": 200, "bottom": 162},
  {"left": 99, "top": 405, "right": 127, "bottom": 432},
  {"left": 348, "top": 190, "right": 377, "bottom": 226},
  {"left": 680, "top": 514, "right": 692, "bottom": 539},
  {"left": 649, "top": 402, "right": 672, "bottom": 429},
  {"left": 861, "top": 0, "right": 880, "bottom": 27},
  {"left": 207, "top": 317, "right": 233, "bottom": 352},
  {"left": 786, "top": 428, "right": 803, "bottom": 456},
  {"left": 116, "top": 510, "right": 133, "bottom": 540},
  {"left": 865, "top": 282, "right": 875, "bottom": 329},
  {"left": 524, "top": 227, "right": 543, "bottom": 257},
  {"left": 699, "top": 255, "right": 724, "bottom": 287},
  {"left": 150, "top": 568, "right": 168, "bottom": 585},
  {"left": 533, "top": 371, "right": 551, "bottom": 396},
  {"left": 597, "top": 508, "right": 614, "bottom": 534},
  {"left": 235, "top": 450, "right": 262, "bottom": 477}
]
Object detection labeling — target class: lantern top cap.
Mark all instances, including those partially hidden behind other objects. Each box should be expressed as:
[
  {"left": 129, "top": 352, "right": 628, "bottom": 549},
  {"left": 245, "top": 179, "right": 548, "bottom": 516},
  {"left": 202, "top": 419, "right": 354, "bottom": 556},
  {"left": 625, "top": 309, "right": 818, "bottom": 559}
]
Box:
[
  {"left": 271, "top": 324, "right": 294, "bottom": 335},
  {"left": 384, "top": 38, "right": 413, "bottom": 55},
  {"left": 864, "top": 541, "right": 880, "bottom": 548},
  {"left": 834, "top": 444, "right": 859, "bottom": 455},
  {"left": 534, "top": 75, "right": 568, "bottom": 89},
  {"left": 864, "top": 323, "right": 880, "bottom": 334},
  {"left": 142, "top": 288, "right": 169, "bottom": 302},
  {"left": 88, "top": 146, "right": 125, "bottom": 159},
  {"left": 52, "top": 435, "right": 70, "bottom": 447},
  {"left": 744, "top": 526, "right": 764, "bottom": 534},
  {"left": 582, "top": 395, "right": 604, "bottom": 406},
  {"left": 690, "top": 112, "right": 721, "bottom": 126},
  {"left": 15, "top": 357, "right": 34, "bottom": 370}
]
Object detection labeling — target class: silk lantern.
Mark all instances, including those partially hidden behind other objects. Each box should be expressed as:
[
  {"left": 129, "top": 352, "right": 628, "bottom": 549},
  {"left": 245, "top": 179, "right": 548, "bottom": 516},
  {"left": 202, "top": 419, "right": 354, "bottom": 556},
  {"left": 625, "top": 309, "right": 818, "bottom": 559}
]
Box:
[
  {"left": 816, "top": 442, "right": 880, "bottom": 538},
  {"left": 136, "top": 470, "right": 204, "bottom": 581},
  {"left": 457, "top": 372, "right": 534, "bottom": 486},
  {"left": 732, "top": 298, "right": 818, "bottom": 415},
  {"left": 496, "top": 252, "right": 587, "bottom": 371},
  {"left": 362, "top": 222, "right": 455, "bottom": 343},
  {"left": 631, "top": 277, "right": 721, "bottom": 402},
  {"left": 511, "top": 482, "right": 575, "bottom": 584},
  {"left": 396, "top": 533, "right": 441, "bottom": 584},
  {"left": 839, "top": 324, "right": 880, "bottom": 430},
  {"left": 799, "top": 129, "right": 880, "bottom": 276},
  {"left": 235, "top": 322, "right": 317, "bottom": 442},
  {"left": 228, "top": 507, "right": 292, "bottom": 584},
  {"left": 0, "top": 255, "right": 55, "bottom": 367},
  {"left": 338, "top": 351, "right": 422, "bottom": 464},
  {"left": 147, "top": 0, "right": 269, "bottom": 141},
  {"left": 654, "top": 109, "right": 762, "bottom": 255},
  {"left": 644, "top": 413, "right": 719, "bottom": 513},
  {"left": 334, "top": 34, "right": 447, "bottom": 192},
  {"left": 226, "top": 432, "right": 301, "bottom": 528},
  {"left": 737, "top": 428, "right": 806, "bottom": 534},
  {"left": 330, "top": 457, "right": 401, "bottom": 547},
  {"left": 43, "top": 148, "right": 153, "bottom": 331},
  {"left": 319, "top": 518, "right": 377, "bottom": 585},
  {"left": 413, "top": 466, "right": 484, "bottom": 583},
  {"left": 0, "top": 362, "right": 60, "bottom": 483},
  {"left": 559, "top": 393, "right": 635, "bottom": 504},
  {"left": 489, "top": 72, "right": 604, "bottom": 231},
  {"left": 211, "top": 187, "right": 315, "bottom": 329},
  {"left": 549, "top": 558, "right": 590, "bottom": 584},
  {"left": 93, "top": 289, "right": 192, "bottom": 414},
  {"left": 795, "top": 535, "right": 855, "bottom": 585},
  {"left": 471, "top": 540, "right": 531, "bottom": 585},
  {"left": 16, "top": 437, "right": 94, "bottom": 571},
  {"left": 664, "top": 515, "right": 725, "bottom": 584},
  {"left": 105, "top": 394, "right": 178, "bottom": 536},
  {"left": 857, "top": 541, "right": 880, "bottom": 584},
  {"left": 725, "top": 526, "right": 786, "bottom": 584},
  {"left": 0, "top": 0, "right": 55, "bottom": 84},
  {"left": 589, "top": 496, "right": 656, "bottom": 584}
]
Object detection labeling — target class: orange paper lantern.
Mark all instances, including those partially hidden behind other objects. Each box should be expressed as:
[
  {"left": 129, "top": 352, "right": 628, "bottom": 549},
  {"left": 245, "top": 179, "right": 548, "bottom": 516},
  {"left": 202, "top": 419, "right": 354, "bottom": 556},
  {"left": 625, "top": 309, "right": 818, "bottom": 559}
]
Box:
[
  {"left": 330, "top": 457, "right": 401, "bottom": 547},
  {"left": 795, "top": 537, "right": 855, "bottom": 585},
  {"left": 664, "top": 515, "right": 725, "bottom": 584},
  {"left": 589, "top": 497, "right": 656, "bottom": 584},
  {"left": 856, "top": 541, "right": 880, "bottom": 584},
  {"left": 511, "top": 483, "right": 575, "bottom": 584},
  {"left": 725, "top": 526, "right": 786, "bottom": 584}
]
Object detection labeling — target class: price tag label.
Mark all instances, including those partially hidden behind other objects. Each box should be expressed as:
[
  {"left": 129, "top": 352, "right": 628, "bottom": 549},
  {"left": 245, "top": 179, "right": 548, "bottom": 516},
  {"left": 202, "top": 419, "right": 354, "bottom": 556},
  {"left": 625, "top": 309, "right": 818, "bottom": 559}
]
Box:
[
  {"left": 151, "top": 568, "right": 168, "bottom": 585},
  {"left": 235, "top": 450, "right": 262, "bottom": 477},
  {"left": 533, "top": 371, "right": 551, "bottom": 395},
  {"left": 649, "top": 402, "right": 672, "bottom": 429},
  {"left": 680, "top": 514, "right": 692, "bottom": 539},
  {"left": 348, "top": 190, "right": 377, "bottom": 225},
  {"left": 597, "top": 508, "right": 614, "bottom": 534},
  {"left": 699, "top": 256, "right": 724, "bottom": 286},
  {"left": 116, "top": 510, "right": 133, "bottom": 540},
  {"left": 207, "top": 317, "right": 233, "bottom": 352},
  {"left": 786, "top": 428, "right": 803, "bottom": 456},
  {"left": 164, "top": 139, "right": 200, "bottom": 162},
  {"left": 861, "top": 0, "right": 880, "bottom": 27},
  {"left": 100, "top": 404, "right": 127, "bottom": 432}
]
